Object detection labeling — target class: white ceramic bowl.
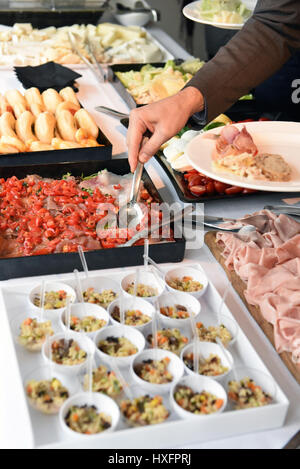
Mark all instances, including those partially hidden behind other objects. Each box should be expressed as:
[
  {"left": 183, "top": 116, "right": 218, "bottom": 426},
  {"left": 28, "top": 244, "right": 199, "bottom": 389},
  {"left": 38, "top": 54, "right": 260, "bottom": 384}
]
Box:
[
  {"left": 225, "top": 366, "right": 277, "bottom": 409},
  {"left": 181, "top": 342, "right": 233, "bottom": 381},
  {"left": 119, "top": 384, "right": 171, "bottom": 428},
  {"left": 170, "top": 374, "right": 227, "bottom": 419},
  {"left": 94, "top": 324, "right": 145, "bottom": 368},
  {"left": 108, "top": 297, "right": 155, "bottom": 332},
  {"left": 196, "top": 314, "right": 239, "bottom": 347},
  {"left": 114, "top": 11, "right": 153, "bottom": 27},
  {"left": 121, "top": 270, "right": 165, "bottom": 304},
  {"left": 42, "top": 332, "right": 95, "bottom": 376},
  {"left": 10, "top": 312, "right": 55, "bottom": 353},
  {"left": 131, "top": 348, "right": 184, "bottom": 394},
  {"left": 60, "top": 303, "right": 110, "bottom": 339},
  {"left": 24, "top": 365, "right": 80, "bottom": 415},
  {"left": 164, "top": 266, "right": 208, "bottom": 299},
  {"left": 158, "top": 291, "right": 201, "bottom": 329},
  {"left": 79, "top": 276, "right": 120, "bottom": 309},
  {"left": 59, "top": 392, "right": 120, "bottom": 439},
  {"left": 29, "top": 282, "right": 76, "bottom": 318}
]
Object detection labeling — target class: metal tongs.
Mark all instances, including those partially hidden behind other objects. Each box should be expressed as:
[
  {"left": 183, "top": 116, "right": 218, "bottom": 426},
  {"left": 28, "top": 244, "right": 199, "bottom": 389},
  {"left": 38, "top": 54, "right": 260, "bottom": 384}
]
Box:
[
  {"left": 68, "top": 31, "right": 106, "bottom": 84},
  {"left": 264, "top": 205, "right": 300, "bottom": 217}
]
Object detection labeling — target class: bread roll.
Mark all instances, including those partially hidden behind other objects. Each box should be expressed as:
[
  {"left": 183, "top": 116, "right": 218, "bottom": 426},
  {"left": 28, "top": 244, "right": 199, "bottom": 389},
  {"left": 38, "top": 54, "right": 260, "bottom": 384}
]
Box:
[
  {"left": 56, "top": 101, "right": 80, "bottom": 116},
  {"left": 5, "top": 90, "right": 27, "bottom": 118},
  {"left": 42, "top": 88, "right": 63, "bottom": 114},
  {"left": 0, "top": 112, "right": 17, "bottom": 138},
  {"left": 35, "top": 112, "right": 56, "bottom": 144},
  {"left": 56, "top": 110, "right": 78, "bottom": 142},
  {"left": 16, "top": 111, "right": 37, "bottom": 143},
  {"left": 59, "top": 87, "right": 80, "bottom": 106},
  {"left": 74, "top": 109, "right": 98, "bottom": 139}
]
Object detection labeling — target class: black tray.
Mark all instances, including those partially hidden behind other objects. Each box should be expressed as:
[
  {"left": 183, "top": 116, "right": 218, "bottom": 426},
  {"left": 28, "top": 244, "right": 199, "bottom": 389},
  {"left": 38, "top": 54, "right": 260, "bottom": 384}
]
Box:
[
  {"left": 0, "top": 159, "right": 185, "bottom": 280},
  {"left": 0, "top": 9, "right": 106, "bottom": 28},
  {"left": 110, "top": 61, "right": 265, "bottom": 121},
  {"left": 0, "top": 119, "right": 112, "bottom": 167}
]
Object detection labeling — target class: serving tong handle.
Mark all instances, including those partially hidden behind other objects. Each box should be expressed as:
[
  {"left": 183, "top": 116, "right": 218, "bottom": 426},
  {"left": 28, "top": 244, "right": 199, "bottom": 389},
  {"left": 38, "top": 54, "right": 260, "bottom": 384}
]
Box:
[
  {"left": 264, "top": 205, "right": 300, "bottom": 217},
  {"left": 95, "top": 106, "right": 129, "bottom": 120}
]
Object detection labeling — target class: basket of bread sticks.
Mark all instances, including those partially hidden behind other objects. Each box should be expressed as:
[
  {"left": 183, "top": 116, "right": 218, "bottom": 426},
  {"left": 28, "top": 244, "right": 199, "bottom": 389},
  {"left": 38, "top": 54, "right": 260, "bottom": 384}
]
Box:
[{"left": 0, "top": 86, "right": 112, "bottom": 166}]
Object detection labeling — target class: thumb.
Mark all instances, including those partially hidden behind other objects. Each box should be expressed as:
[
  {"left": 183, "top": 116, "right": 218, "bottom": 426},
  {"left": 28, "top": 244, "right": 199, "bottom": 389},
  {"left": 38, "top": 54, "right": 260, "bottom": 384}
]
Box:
[{"left": 138, "top": 131, "right": 167, "bottom": 163}]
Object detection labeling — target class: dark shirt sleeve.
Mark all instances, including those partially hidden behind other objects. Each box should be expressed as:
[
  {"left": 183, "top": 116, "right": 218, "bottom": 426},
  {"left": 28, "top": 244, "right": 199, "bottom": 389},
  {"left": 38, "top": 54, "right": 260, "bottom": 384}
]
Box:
[{"left": 185, "top": 0, "right": 300, "bottom": 122}]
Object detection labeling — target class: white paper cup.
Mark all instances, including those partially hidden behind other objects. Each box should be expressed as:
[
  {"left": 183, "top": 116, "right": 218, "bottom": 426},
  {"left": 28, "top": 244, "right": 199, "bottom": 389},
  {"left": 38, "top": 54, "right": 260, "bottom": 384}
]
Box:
[
  {"left": 170, "top": 375, "right": 227, "bottom": 419},
  {"left": 158, "top": 291, "right": 201, "bottom": 329},
  {"left": 131, "top": 348, "right": 184, "bottom": 394},
  {"left": 181, "top": 342, "right": 233, "bottom": 381},
  {"left": 94, "top": 325, "right": 145, "bottom": 368},
  {"left": 59, "top": 392, "right": 120, "bottom": 439},
  {"left": 42, "top": 332, "right": 95, "bottom": 376},
  {"left": 10, "top": 312, "right": 55, "bottom": 353},
  {"left": 24, "top": 365, "right": 80, "bottom": 415},
  {"left": 119, "top": 385, "right": 171, "bottom": 428},
  {"left": 121, "top": 270, "right": 165, "bottom": 304},
  {"left": 164, "top": 266, "right": 208, "bottom": 299},
  {"left": 29, "top": 282, "right": 76, "bottom": 318},
  {"left": 196, "top": 314, "right": 239, "bottom": 347},
  {"left": 108, "top": 297, "right": 155, "bottom": 332},
  {"left": 225, "top": 366, "right": 277, "bottom": 409},
  {"left": 60, "top": 303, "right": 110, "bottom": 339}
]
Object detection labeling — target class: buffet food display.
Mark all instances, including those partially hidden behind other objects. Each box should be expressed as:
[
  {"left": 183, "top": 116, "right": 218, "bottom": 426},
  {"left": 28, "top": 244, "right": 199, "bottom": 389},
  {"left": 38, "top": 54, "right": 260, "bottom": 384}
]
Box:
[
  {"left": 0, "top": 6, "right": 298, "bottom": 450},
  {"left": 0, "top": 23, "right": 168, "bottom": 66},
  {"left": 1, "top": 262, "right": 289, "bottom": 448}
]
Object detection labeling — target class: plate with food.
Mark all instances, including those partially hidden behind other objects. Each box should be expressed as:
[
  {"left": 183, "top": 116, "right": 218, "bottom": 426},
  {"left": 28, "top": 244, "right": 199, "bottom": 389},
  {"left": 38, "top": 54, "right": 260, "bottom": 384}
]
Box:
[
  {"left": 186, "top": 121, "right": 300, "bottom": 192},
  {"left": 183, "top": 0, "right": 255, "bottom": 30}
]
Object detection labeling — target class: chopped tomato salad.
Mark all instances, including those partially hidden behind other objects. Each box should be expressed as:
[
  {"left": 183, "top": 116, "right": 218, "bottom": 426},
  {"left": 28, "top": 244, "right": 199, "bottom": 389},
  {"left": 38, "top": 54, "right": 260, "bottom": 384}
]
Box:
[{"left": 0, "top": 174, "right": 159, "bottom": 258}]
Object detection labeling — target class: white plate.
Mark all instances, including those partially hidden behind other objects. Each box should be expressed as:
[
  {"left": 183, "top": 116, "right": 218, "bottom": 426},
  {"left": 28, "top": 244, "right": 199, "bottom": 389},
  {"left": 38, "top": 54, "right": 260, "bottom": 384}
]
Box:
[
  {"left": 182, "top": 0, "right": 255, "bottom": 30},
  {"left": 186, "top": 121, "right": 300, "bottom": 192}
]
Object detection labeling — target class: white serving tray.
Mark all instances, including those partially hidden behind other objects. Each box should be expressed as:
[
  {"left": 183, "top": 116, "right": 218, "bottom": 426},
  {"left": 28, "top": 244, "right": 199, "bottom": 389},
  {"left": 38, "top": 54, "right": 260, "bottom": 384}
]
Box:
[{"left": 0, "top": 262, "right": 289, "bottom": 449}]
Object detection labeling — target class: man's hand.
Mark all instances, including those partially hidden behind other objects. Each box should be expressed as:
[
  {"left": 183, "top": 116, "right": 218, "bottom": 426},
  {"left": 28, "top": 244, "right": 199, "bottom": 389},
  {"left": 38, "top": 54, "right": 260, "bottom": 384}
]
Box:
[{"left": 127, "top": 86, "right": 204, "bottom": 172}]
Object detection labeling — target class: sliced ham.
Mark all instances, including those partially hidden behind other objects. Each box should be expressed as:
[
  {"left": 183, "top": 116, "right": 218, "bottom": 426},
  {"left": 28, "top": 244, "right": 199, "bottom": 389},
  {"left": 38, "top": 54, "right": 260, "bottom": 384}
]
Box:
[
  {"left": 213, "top": 125, "right": 258, "bottom": 161},
  {"left": 217, "top": 210, "right": 300, "bottom": 366}
]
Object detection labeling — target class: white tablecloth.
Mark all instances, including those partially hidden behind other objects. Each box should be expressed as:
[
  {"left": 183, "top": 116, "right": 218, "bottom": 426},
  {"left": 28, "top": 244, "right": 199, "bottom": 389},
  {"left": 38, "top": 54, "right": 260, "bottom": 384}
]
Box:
[{"left": 0, "top": 27, "right": 299, "bottom": 450}]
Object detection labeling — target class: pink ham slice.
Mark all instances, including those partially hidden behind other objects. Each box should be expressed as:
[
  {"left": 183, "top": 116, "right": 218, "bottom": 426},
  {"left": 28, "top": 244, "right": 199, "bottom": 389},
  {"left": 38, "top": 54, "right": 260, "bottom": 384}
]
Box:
[
  {"left": 213, "top": 125, "right": 258, "bottom": 161},
  {"left": 216, "top": 210, "right": 300, "bottom": 366}
]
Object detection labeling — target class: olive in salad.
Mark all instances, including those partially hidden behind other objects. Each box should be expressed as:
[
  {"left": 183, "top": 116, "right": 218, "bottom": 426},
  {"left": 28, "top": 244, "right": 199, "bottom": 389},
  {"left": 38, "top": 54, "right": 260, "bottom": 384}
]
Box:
[
  {"left": 183, "top": 353, "right": 228, "bottom": 377},
  {"left": 65, "top": 405, "right": 111, "bottom": 435},
  {"left": 83, "top": 365, "right": 123, "bottom": 398},
  {"left": 19, "top": 317, "right": 54, "bottom": 352},
  {"left": 98, "top": 336, "right": 138, "bottom": 357},
  {"left": 121, "top": 395, "right": 169, "bottom": 426},
  {"left": 26, "top": 378, "right": 69, "bottom": 414},
  {"left": 228, "top": 378, "right": 272, "bottom": 410},
  {"left": 174, "top": 385, "right": 224, "bottom": 415},
  {"left": 51, "top": 339, "right": 87, "bottom": 366}
]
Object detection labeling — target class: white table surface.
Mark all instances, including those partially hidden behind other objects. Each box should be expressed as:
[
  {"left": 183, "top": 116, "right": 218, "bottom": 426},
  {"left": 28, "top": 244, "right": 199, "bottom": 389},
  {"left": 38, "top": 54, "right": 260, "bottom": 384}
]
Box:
[{"left": 0, "top": 26, "right": 299, "bottom": 450}]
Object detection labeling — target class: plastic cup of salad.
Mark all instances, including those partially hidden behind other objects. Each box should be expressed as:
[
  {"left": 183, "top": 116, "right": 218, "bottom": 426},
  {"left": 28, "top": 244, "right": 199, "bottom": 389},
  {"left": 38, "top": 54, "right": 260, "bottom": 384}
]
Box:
[
  {"left": 170, "top": 374, "right": 227, "bottom": 419},
  {"left": 195, "top": 314, "right": 239, "bottom": 347},
  {"left": 10, "top": 311, "right": 55, "bottom": 353},
  {"left": 24, "top": 365, "right": 80, "bottom": 415},
  {"left": 121, "top": 270, "right": 165, "bottom": 304},
  {"left": 94, "top": 324, "right": 145, "bottom": 368},
  {"left": 164, "top": 266, "right": 208, "bottom": 299},
  {"left": 131, "top": 348, "right": 184, "bottom": 395},
  {"left": 146, "top": 326, "right": 191, "bottom": 357},
  {"left": 60, "top": 303, "right": 110, "bottom": 339},
  {"left": 158, "top": 291, "right": 201, "bottom": 330},
  {"left": 108, "top": 297, "right": 155, "bottom": 333},
  {"left": 79, "top": 276, "right": 120, "bottom": 310},
  {"left": 79, "top": 361, "right": 125, "bottom": 404},
  {"left": 29, "top": 282, "right": 76, "bottom": 319},
  {"left": 42, "top": 331, "right": 95, "bottom": 376},
  {"left": 59, "top": 392, "right": 120, "bottom": 439},
  {"left": 181, "top": 341, "right": 233, "bottom": 382},
  {"left": 225, "top": 366, "right": 277, "bottom": 411},
  {"left": 119, "top": 385, "right": 171, "bottom": 428}
]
